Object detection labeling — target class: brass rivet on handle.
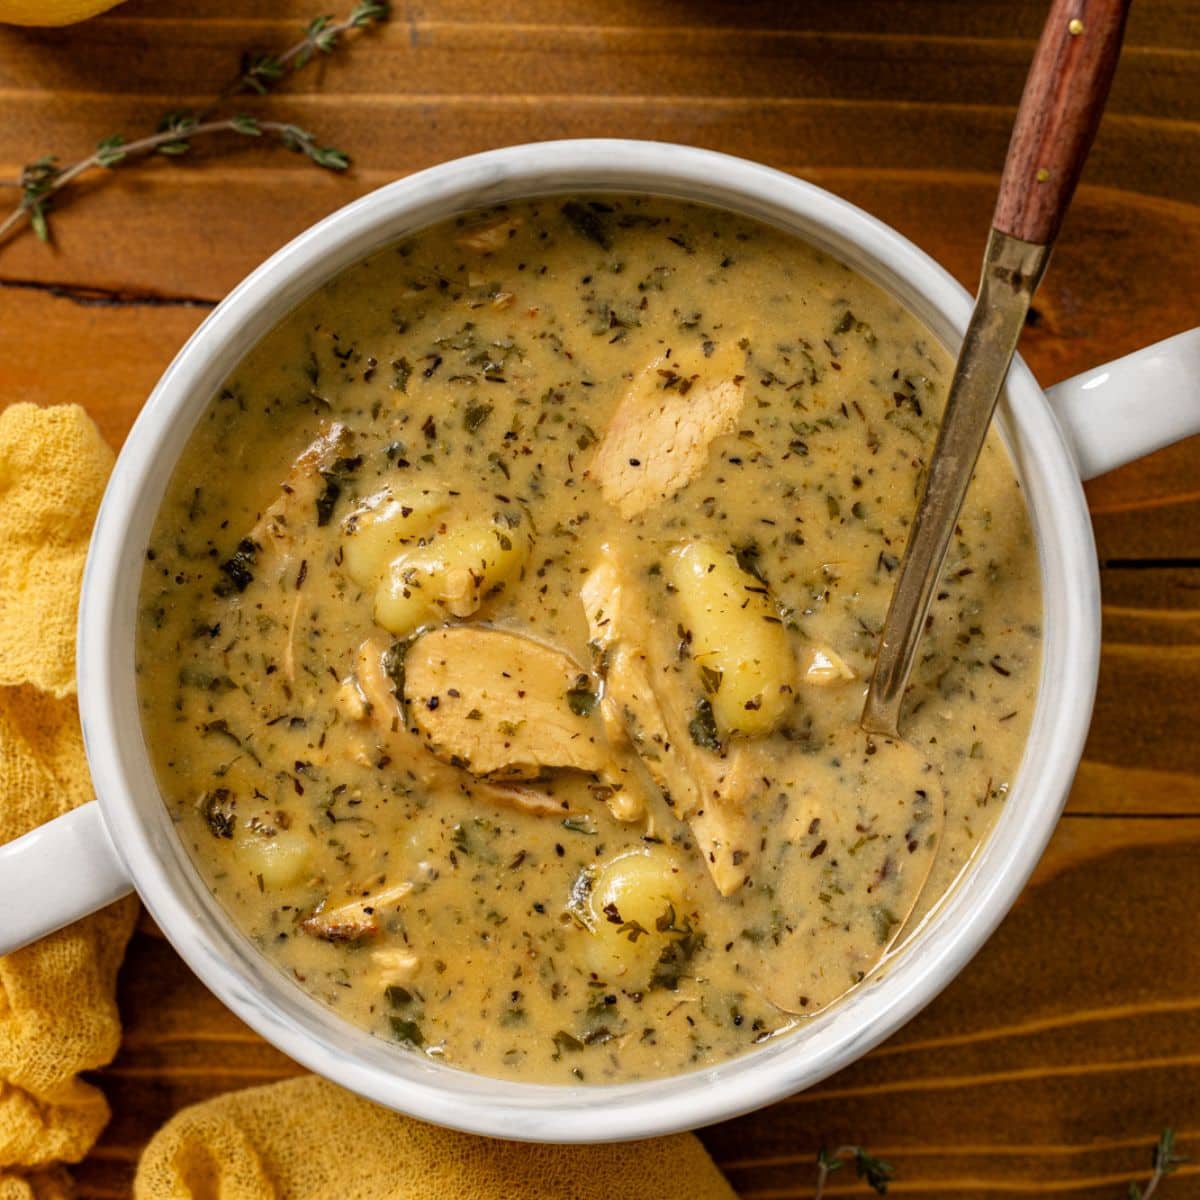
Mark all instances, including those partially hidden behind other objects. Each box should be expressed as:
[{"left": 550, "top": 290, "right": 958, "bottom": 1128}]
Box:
[
  {"left": 1068, "top": 18, "right": 1085, "bottom": 34},
  {"left": 1036, "top": 167, "right": 1050, "bottom": 181}
]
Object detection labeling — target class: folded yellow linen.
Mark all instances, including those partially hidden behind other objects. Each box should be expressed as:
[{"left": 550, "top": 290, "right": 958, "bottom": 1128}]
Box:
[
  {"left": 135, "top": 1075, "right": 737, "bottom": 1200},
  {"left": 0, "top": 404, "right": 138, "bottom": 1196},
  {"left": 0, "top": 0, "right": 125, "bottom": 27}
]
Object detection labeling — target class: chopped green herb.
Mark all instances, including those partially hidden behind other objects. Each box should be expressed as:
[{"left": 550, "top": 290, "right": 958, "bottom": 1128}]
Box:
[
  {"left": 561, "top": 201, "right": 611, "bottom": 250},
  {"left": 870, "top": 904, "right": 899, "bottom": 946},
  {"left": 392, "top": 356, "right": 412, "bottom": 393},
  {"left": 650, "top": 928, "right": 704, "bottom": 991},
  {"left": 552, "top": 1029, "right": 584, "bottom": 1055},
  {"left": 734, "top": 540, "right": 768, "bottom": 584},
  {"left": 464, "top": 402, "right": 493, "bottom": 433},
  {"left": 315, "top": 454, "right": 362, "bottom": 526},
  {"left": 562, "top": 815, "right": 597, "bottom": 836},
  {"left": 565, "top": 683, "right": 598, "bottom": 717},
  {"left": 198, "top": 788, "right": 236, "bottom": 839},
  {"left": 688, "top": 697, "right": 721, "bottom": 751},
  {"left": 381, "top": 639, "right": 409, "bottom": 696},
  {"left": 389, "top": 1016, "right": 424, "bottom": 1047},
  {"left": 217, "top": 537, "right": 258, "bottom": 593},
  {"left": 385, "top": 984, "right": 413, "bottom": 1008}
]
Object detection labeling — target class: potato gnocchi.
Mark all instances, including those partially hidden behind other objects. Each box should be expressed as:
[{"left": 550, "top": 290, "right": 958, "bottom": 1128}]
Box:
[
  {"left": 138, "top": 195, "right": 1040, "bottom": 1083},
  {"left": 668, "top": 540, "right": 795, "bottom": 739},
  {"left": 344, "top": 486, "right": 532, "bottom": 635}
]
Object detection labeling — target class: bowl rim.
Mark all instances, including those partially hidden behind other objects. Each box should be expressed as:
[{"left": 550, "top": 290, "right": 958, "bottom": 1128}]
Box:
[{"left": 77, "top": 138, "right": 1100, "bottom": 1142}]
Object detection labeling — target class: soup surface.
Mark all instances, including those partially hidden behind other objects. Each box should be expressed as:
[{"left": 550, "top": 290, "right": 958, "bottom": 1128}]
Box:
[{"left": 138, "top": 196, "right": 1041, "bottom": 1083}]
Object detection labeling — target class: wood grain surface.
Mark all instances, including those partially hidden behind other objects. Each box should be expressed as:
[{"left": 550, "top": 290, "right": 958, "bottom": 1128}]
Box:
[{"left": 1, "top": 1, "right": 1198, "bottom": 1195}]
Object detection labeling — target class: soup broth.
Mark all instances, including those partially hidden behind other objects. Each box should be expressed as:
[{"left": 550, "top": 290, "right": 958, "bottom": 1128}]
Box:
[{"left": 137, "top": 196, "right": 1040, "bottom": 1083}]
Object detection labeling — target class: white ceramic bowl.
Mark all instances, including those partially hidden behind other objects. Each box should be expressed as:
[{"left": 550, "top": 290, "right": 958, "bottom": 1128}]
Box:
[{"left": 3, "top": 140, "right": 1198, "bottom": 1143}]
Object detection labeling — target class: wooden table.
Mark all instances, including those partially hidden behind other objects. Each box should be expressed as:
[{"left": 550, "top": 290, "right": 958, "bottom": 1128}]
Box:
[{"left": 2, "top": 1, "right": 1198, "bottom": 1195}]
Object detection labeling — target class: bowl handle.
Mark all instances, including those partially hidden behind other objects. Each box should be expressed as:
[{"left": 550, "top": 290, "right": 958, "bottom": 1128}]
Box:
[
  {"left": 0, "top": 800, "right": 133, "bottom": 955},
  {"left": 1045, "top": 327, "right": 1200, "bottom": 480}
]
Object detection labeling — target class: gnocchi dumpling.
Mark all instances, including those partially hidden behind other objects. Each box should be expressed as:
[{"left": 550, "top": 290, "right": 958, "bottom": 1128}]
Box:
[
  {"left": 373, "top": 512, "right": 531, "bottom": 636},
  {"left": 342, "top": 485, "right": 447, "bottom": 587},
  {"left": 584, "top": 850, "right": 692, "bottom": 985},
  {"left": 668, "top": 540, "right": 795, "bottom": 739},
  {"left": 236, "top": 828, "right": 312, "bottom": 889}
]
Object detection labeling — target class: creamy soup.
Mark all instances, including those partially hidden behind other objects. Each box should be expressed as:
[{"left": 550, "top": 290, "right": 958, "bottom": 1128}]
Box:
[{"left": 137, "top": 196, "right": 1040, "bottom": 1083}]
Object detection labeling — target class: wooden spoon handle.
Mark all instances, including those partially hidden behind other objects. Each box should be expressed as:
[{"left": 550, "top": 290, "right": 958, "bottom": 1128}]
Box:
[{"left": 993, "top": 0, "right": 1131, "bottom": 246}]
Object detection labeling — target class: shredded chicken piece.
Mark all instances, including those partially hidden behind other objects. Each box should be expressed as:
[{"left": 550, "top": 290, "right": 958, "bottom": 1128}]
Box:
[
  {"left": 799, "top": 643, "right": 856, "bottom": 685},
  {"left": 301, "top": 879, "right": 413, "bottom": 942},
  {"left": 581, "top": 545, "right": 764, "bottom": 895},
  {"left": 405, "top": 626, "right": 609, "bottom": 779},
  {"left": 403, "top": 626, "right": 651, "bottom": 822},
  {"left": 441, "top": 564, "right": 485, "bottom": 620},
  {"left": 587, "top": 346, "right": 746, "bottom": 519},
  {"left": 220, "top": 423, "right": 355, "bottom": 686},
  {"left": 282, "top": 588, "right": 305, "bottom": 684},
  {"left": 351, "top": 637, "right": 570, "bottom": 819},
  {"left": 241, "top": 423, "right": 355, "bottom": 581},
  {"left": 455, "top": 217, "right": 522, "bottom": 253},
  {"left": 371, "top": 947, "right": 421, "bottom": 986}
]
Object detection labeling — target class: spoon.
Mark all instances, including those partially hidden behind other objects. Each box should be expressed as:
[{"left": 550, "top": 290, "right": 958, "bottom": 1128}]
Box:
[{"left": 862, "top": 0, "right": 1131, "bottom": 738}]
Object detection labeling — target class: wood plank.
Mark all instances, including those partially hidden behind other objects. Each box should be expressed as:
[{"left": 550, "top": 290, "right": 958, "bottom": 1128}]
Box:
[
  {"left": 42, "top": 0, "right": 1200, "bottom": 45},
  {"left": 0, "top": 22, "right": 1195, "bottom": 120},
  {"left": 1088, "top": 643, "right": 1200, "bottom": 780},
  {"left": 1066, "top": 761, "right": 1200, "bottom": 816},
  {"left": 0, "top": 288, "right": 208, "bottom": 451},
  {"left": 0, "top": 95, "right": 1195, "bottom": 206}
]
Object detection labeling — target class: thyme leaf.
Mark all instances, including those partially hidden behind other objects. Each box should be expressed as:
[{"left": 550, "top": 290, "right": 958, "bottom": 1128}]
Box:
[
  {"left": 813, "top": 1145, "right": 893, "bottom": 1198},
  {"left": 1129, "top": 1128, "right": 1189, "bottom": 1199}
]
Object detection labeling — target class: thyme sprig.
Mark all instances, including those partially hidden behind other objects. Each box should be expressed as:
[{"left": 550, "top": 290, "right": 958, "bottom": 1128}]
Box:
[
  {"left": 210, "top": 1, "right": 388, "bottom": 110},
  {"left": 1, "top": 0, "right": 388, "bottom": 246},
  {"left": 809, "top": 1129, "right": 1189, "bottom": 1198},
  {"left": 1129, "top": 1129, "right": 1189, "bottom": 1200},
  {"left": 813, "top": 1145, "right": 893, "bottom": 1197}
]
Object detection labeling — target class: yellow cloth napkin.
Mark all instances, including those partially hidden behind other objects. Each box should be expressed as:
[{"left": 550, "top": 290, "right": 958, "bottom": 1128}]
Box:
[
  {"left": 0, "top": 0, "right": 125, "bottom": 27},
  {"left": 135, "top": 1076, "right": 737, "bottom": 1200},
  {"left": 0, "top": 404, "right": 138, "bottom": 1197}
]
